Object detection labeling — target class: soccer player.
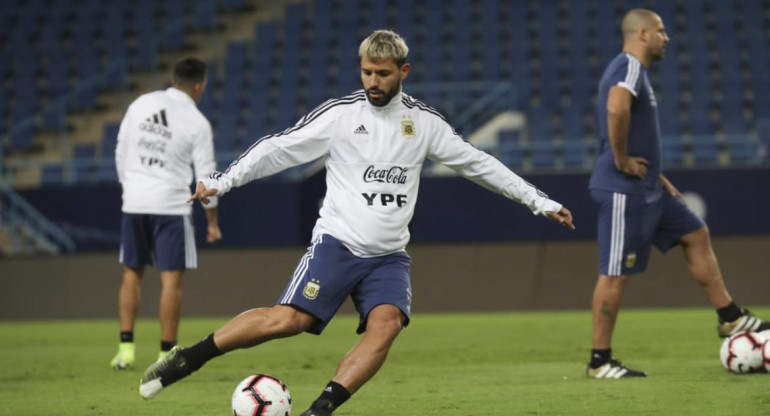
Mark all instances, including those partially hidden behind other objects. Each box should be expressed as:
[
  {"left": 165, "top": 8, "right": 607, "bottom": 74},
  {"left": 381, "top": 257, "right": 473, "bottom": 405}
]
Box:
[
  {"left": 110, "top": 57, "right": 222, "bottom": 370},
  {"left": 586, "top": 9, "right": 769, "bottom": 378},
  {"left": 138, "top": 30, "right": 575, "bottom": 415}
]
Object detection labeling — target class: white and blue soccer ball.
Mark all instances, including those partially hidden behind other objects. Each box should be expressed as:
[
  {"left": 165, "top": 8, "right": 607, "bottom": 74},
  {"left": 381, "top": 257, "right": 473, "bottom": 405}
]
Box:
[
  {"left": 719, "top": 330, "right": 766, "bottom": 374},
  {"left": 232, "top": 374, "right": 292, "bottom": 416}
]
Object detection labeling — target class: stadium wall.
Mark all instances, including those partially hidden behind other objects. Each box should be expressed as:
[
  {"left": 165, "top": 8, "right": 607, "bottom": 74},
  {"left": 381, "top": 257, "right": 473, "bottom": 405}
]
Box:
[
  {"left": 4, "top": 167, "right": 769, "bottom": 319},
  {"left": 1, "top": 235, "right": 769, "bottom": 320},
  {"left": 14, "top": 167, "right": 770, "bottom": 251}
]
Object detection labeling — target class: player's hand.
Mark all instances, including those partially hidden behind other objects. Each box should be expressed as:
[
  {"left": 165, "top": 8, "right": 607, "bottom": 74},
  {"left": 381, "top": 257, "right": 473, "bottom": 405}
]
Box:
[
  {"left": 659, "top": 174, "right": 681, "bottom": 198},
  {"left": 187, "top": 181, "right": 218, "bottom": 205},
  {"left": 546, "top": 207, "right": 575, "bottom": 230},
  {"left": 206, "top": 224, "right": 222, "bottom": 243},
  {"left": 615, "top": 156, "right": 649, "bottom": 179}
]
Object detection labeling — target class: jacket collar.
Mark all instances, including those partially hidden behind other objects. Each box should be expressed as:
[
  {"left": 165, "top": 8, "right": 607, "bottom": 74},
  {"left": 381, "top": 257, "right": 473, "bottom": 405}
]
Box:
[
  {"left": 366, "top": 89, "right": 403, "bottom": 113},
  {"left": 166, "top": 87, "right": 196, "bottom": 105}
]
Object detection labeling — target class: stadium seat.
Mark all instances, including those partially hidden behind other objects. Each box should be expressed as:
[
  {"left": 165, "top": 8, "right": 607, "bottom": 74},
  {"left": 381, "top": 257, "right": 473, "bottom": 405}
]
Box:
[
  {"left": 724, "top": 136, "right": 760, "bottom": 165},
  {"left": 495, "top": 129, "right": 521, "bottom": 166},
  {"left": 193, "top": 1, "right": 220, "bottom": 31},
  {"left": 718, "top": 101, "right": 748, "bottom": 135},
  {"left": 4, "top": 0, "right": 768, "bottom": 188},
  {"left": 529, "top": 140, "right": 557, "bottom": 169},
  {"left": 561, "top": 140, "right": 591, "bottom": 169},
  {"left": 527, "top": 111, "right": 554, "bottom": 141},
  {"left": 560, "top": 108, "right": 586, "bottom": 141},
  {"left": 41, "top": 165, "right": 64, "bottom": 185},
  {"left": 102, "top": 123, "right": 120, "bottom": 158},
  {"left": 691, "top": 136, "right": 720, "bottom": 166},
  {"left": 73, "top": 143, "right": 96, "bottom": 182},
  {"left": 9, "top": 124, "right": 37, "bottom": 152},
  {"left": 662, "top": 136, "right": 687, "bottom": 167}
]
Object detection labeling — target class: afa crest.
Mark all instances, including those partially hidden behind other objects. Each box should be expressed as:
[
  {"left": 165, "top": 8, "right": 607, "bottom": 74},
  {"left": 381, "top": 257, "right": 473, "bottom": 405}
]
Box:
[
  {"left": 400, "top": 119, "right": 415, "bottom": 139},
  {"left": 625, "top": 252, "right": 637, "bottom": 268},
  {"left": 303, "top": 279, "right": 321, "bottom": 300}
]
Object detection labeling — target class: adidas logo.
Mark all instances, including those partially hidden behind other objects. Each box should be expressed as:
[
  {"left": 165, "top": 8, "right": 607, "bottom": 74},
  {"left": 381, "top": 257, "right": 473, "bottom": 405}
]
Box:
[
  {"left": 146, "top": 109, "right": 169, "bottom": 127},
  {"left": 354, "top": 125, "right": 368, "bottom": 134},
  {"left": 324, "top": 386, "right": 333, "bottom": 393}
]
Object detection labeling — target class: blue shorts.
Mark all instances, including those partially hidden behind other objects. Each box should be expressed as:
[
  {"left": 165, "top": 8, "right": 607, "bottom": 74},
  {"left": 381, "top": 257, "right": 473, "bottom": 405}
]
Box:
[
  {"left": 278, "top": 234, "right": 412, "bottom": 335},
  {"left": 592, "top": 189, "right": 704, "bottom": 276},
  {"left": 119, "top": 213, "right": 197, "bottom": 271}
]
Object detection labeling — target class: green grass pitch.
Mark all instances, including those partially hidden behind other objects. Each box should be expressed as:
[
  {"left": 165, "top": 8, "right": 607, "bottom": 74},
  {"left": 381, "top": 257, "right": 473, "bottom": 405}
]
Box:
[{"left": 1, "top": 307, "right": 768, "bottom": 415}]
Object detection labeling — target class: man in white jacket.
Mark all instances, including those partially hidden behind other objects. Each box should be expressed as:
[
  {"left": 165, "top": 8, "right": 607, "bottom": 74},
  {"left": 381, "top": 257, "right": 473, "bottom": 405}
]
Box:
[
  {"left": 111, "top": 57, "right": 221, "bottom": 370},
  {"left": 140, "top": 31, "right": 573, "bottom": 415}
]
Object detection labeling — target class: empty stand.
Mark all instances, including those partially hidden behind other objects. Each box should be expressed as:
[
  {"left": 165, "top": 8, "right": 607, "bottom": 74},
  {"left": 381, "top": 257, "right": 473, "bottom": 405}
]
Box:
[{"left": 2, "top": 0, "right": 769, "bottom": 187}]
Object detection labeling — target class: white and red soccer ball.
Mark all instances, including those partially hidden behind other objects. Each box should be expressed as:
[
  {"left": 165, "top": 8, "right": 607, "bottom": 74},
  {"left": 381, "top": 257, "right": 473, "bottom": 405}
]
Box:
[
  {"left": 719, "top": 330, "right": 767, "bottom": 374},
  {"left": 232, "top": 374, "right": 292, "bottom": 416},
  {"left": 762, "top": 330, "right": 770, "bottom": 373}
]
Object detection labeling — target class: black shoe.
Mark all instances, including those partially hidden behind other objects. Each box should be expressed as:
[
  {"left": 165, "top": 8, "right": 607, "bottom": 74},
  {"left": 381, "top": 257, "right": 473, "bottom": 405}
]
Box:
[
  {"left": 299, "top": 399, "right": 334, "bottom": 416},
  {"left": 139, "top": 346, "right": 193, "bottom": 399},
  {"left": 587, "top": 358, "right": 647, "bottom": 379}
]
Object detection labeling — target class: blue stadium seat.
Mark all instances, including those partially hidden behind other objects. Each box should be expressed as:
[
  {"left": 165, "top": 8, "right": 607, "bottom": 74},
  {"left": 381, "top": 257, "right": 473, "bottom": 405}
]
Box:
[
  {"left": 752, "top": 85, "right": 770, "bottom": 120},
  {"left": 497, "top": 129, "right": 523, "bottom": 169},
  {"left": 688, "top": 115, "right": 716, "bottom": 137},
  {"left": 70, "top": 84, "right": 99, "bottom": 112},
  {"left": 719, "top": 101, "right": 748, "bottom": 135},
  {"left": 358, "top": 0, "right": 386, "bottom": 30},
  {"left": 691, "top": 136, "right": 720, "bottom": 166},
  {"left": 225, "top": 42, "right": 249, "bottom": 75},
  {"left": 560, "top": 108, "right": 585, "bottom": 141},
  {"left": 527, "top": 111, "right": 554, "bottom": 141},
  {"left": 41, "top": 102, "right": 68, "bottom": 131},
  {"left": 101, "top": 123, "right": 120, "bottom": 158},
  {"left": 73, "top": 143, "right": 96, "bottom": 182},
  {"left": 659, "top": 110, "right": 683, "bottom": 137},
  {"left": 561, "top": 140, "right": 590, "bottom": 169},
  {"left": 661, "top": 136, "right": 687, "bottom": 167},
  {"left": 222, "top": 0, "right": 249, "bottom": 10},
  {"left": 197, "top": 88, "right": 218, "bottom": 120},
  {"left": 215, "top": 112, "right": 239, "bottom": 152},
  {"left": 41, "top": 165, "right": 64, "bottom": 185},
  {"left": 498, "top": 129, "right": 520, "bottom": 145},
  {"left": 9, "top": 124, "right": 36, "bottom": 152},
  {"left": 724, "top": 136, "right": 760, "bottom": 165},
  {"left": 529, "top": 140, "right": 557, "bottom": 169},
  {"left": 163, "top": 20, "right": 188, "bottom": 50}
]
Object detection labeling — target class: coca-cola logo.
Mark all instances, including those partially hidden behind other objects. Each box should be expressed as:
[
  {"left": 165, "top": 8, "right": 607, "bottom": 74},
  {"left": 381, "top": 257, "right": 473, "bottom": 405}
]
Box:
[{"left": 363, "top": 165, "right": 409, "bottom": 184}]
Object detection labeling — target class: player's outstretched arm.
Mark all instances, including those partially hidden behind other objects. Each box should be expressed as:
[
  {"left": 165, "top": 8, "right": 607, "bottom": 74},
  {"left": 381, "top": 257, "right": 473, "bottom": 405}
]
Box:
[
  {"left": 187, "top": 181, "right": 219, "bottom": 205},
  {"left": 545, "top": 207, "right": 576, "bottom": 230}
]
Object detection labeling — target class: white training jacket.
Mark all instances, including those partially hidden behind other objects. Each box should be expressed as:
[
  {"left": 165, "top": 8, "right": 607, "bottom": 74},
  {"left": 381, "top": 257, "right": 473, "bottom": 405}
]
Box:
[
  {"left": 204, "top": 90, "right": 561, "bottom": 257},
  {"left": 116, "top": 87, "right": 218, "bottom": 215}
]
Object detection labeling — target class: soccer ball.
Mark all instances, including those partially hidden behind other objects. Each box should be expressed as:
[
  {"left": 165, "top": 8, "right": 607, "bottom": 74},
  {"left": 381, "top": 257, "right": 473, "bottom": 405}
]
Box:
[
  {"left": 719, "top": 331, "right": 766, "bottom": 374},
  {"left": 763, "top": 338, "right": 770, "bottom": 373},
  {"left": 232, "top": 374, "right": 292, "bottom": 416}
]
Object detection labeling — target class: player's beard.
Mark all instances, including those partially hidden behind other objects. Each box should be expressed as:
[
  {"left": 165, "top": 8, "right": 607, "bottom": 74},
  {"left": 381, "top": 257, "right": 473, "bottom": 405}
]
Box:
[
  {"left": 651, "top": 44, "right": 666, "bottom": 62},
  {"left": 366, "top": 84, "right": 400, "bottom": 107}
]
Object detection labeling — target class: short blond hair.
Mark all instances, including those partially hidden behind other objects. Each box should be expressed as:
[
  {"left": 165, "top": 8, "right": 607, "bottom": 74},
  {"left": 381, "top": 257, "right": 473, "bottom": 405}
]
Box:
[{"left": 358, "top": 30, "right": 409, "bottom": 66}]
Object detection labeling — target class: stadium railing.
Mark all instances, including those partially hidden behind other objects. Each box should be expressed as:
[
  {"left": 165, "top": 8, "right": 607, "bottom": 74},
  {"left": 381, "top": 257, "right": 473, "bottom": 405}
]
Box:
[{"left": 0, "top": 183, "right": 76, "bottom": 254}]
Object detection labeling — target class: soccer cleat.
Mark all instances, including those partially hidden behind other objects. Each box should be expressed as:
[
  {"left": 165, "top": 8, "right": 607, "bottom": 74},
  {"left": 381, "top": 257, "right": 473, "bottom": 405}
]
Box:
[
  {"left": 110, "top": 342, "right": 136, "bottom": 370},
  {"left": 157, "top": 350, "right": 170, "bottom": 363},
  {"left": 587, "top": 358, "right": 647, "bottom": 379},
  {"left": 139, "top": 346, "right": 193, "bottom": 399},
  {"left": 718, "top": 309, "right": 768, "bottom": 338},
  {"left": 299, "top": 410, "right": 332, "bottom": 416},
  {"left": 299, "top": 399, "right": 334, "bottom": 416}
]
